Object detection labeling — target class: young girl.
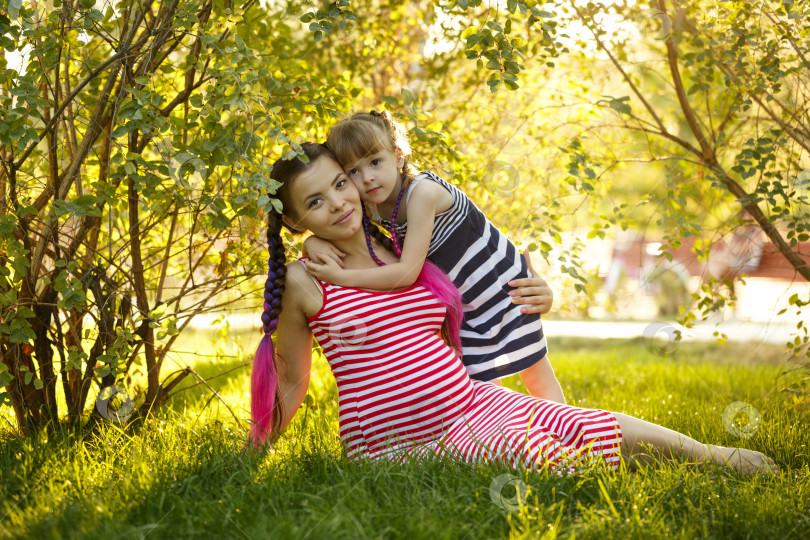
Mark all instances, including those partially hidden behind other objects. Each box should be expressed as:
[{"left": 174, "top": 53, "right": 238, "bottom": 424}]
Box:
[{"left": 305, "top": 110, "right": 565, "bottom": 402}]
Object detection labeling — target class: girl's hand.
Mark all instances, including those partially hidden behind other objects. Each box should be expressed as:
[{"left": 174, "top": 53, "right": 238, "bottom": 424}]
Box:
[
  {"left": 305, "top": 257, "right": 348, "bottom": 284},
  {"left": 303, "top": 236, "right": 346, "bottom": 268},
  {"left": 508, "top": 251, "right": 553, "bottom": 315}
]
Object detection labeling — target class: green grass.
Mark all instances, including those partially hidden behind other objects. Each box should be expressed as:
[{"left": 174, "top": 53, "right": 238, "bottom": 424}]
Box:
[{"left": 1, "top": 336, "right": 809, "bottom": 539}]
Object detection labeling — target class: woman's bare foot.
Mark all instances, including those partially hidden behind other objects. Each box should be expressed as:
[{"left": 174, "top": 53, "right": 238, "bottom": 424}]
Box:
[{"left": 707, "top": 445, "right": 779, "bottom": 475}]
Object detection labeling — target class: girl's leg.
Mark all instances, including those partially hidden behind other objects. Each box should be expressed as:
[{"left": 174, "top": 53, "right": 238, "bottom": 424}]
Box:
[
  {"left": 519, "top": 356, "right": 566, "bottom": 403},
  {"left": 614, "top": 412, "right": 778, "bottom": 475}
]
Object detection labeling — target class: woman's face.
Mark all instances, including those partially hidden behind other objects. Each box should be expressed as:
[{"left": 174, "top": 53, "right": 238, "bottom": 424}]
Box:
[{"left": 284, "top": 156, "right": 363, "bottom": 240}]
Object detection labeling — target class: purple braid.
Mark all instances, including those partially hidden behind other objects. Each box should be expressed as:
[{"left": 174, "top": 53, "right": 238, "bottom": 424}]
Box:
[
  {"left": 249, "top": 141, "right": 343, "bottom": 447},
  {"left": 389, "top": 182, "right": 407, "bottom": 257},
  {"left": 361, "top": 202, "right": 389, "bottom": 267},
  {"left": 250, "top": 211, "right": 287, "bottom": 446},
  {"left": 261, "top": 223, "right": 286, "bottom": 332},
  {"left": 361, "top": 182, "right": 406, "bottom": 265}
]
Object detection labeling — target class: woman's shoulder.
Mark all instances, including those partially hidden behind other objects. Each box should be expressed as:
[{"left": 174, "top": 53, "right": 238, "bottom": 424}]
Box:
[
  {"left": 286, "top": 258, "right": 316, "bottom": 284},
  {"left": 283, "top": 259, "right": 324, "bottom": 315},
  {"left": 284, "top": 260, "right": 321, "bottom": 295}
]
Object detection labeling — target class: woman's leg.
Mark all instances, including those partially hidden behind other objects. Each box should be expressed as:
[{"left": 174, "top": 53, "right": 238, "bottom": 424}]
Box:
[
  {"left": 519, "top": 356, "right": 566, "bottom": 403},
  {"left": 614, "top": 412, "right": 778, "bottom": 475}
]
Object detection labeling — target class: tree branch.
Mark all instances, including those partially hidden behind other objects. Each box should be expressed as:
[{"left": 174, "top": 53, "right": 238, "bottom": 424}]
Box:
[{"left": 570, "top": 0, "right": 670, "bottom": 135}]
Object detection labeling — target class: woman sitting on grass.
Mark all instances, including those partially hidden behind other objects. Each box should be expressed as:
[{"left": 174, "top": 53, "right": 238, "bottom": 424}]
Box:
[{"left": 249, "top": 142, "right": 777, "bottom": 476}]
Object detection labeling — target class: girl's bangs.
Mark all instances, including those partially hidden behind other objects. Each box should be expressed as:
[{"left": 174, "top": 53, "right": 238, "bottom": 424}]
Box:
[{"left": 330, "top": 123, "right": 389, "bottom": 167}]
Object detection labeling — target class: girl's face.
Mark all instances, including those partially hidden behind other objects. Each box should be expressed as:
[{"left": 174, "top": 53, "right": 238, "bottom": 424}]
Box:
[
  {"left": 283, "top": 156, "right": 363, "bottom": 240},
  {"left": 344, "top": 146, "right": 405, "bottom": 206}
]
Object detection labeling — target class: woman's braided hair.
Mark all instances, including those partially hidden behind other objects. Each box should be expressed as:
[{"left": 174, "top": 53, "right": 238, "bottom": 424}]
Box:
[
  {"left": 250, "top": 142, "right": 335, "bottom": 446},
  {"left": 262, "top": 212, "right": 287, "bottom": 333},
  {"left": 361, "top": 202, "right": 395, "bottom": 263}
]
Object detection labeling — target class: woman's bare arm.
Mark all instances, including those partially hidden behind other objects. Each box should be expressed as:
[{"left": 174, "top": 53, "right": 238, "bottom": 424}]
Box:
[{"left": 274, "top": 262, "right": 322, "bottom": 432}]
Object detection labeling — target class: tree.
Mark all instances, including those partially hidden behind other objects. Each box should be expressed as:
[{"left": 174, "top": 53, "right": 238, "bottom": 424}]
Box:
[
  {"left": 541, "top": 1, "right": 809, "bottom": 344},
  {"left": 8, "top": 0, "right": 801, "bottom": 437},
  {"left": 0, "top": 0, "right": 350, "bottom": 433},
  {"left": 0, "top": 0, "right": 560, "bottom": 434}
]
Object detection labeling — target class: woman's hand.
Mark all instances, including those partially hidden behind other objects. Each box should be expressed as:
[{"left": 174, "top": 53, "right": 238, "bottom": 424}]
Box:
[{"left": 508, "top": 251, "right": 553, "bottom": 315}]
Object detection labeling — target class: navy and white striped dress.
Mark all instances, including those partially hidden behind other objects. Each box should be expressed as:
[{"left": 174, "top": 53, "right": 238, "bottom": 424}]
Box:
[{"left": 378, "top": 171, "right": 548, "bottom": 381}]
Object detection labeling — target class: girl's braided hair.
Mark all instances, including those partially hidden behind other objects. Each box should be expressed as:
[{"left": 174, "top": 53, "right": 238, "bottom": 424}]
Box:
[
  {"left": 250, "top": 142, "right": 334, "bottom": 446},
  {"left": 360, "top": 204, "right": 463, "bottom": 354},
  {"left": 328, "top": 111, "right": 463, "bottom": 353}
]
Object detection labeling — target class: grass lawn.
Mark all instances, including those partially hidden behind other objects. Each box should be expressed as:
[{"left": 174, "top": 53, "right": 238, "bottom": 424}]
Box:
[{"left": 1, "top": 333, "right": 809, "bottom": 539}]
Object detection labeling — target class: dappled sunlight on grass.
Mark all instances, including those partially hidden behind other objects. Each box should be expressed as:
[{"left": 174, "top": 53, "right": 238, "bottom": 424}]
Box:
[{"left": 1, "top": 336, "right": 808, "bottom": 538}]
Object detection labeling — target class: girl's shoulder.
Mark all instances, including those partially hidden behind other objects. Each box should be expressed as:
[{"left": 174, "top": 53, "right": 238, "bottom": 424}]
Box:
[
  {"left": 408, "top": 172, "right": 454, "bottom": 213},
  {"left": 415, "top": 170, "right": 472, "bottom": 199},
  {"left": 416, "top": 170, "right": 451, "bottom": 188}
]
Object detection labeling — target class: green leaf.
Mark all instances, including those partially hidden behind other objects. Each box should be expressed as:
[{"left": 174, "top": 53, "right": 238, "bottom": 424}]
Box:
[
  {"left": 604, "top": 96, "right": 631, "bottom": 115},
  {"left": 401, "top": 88, "right": 414, "bottom": 106},
  {"left": 8, "top": 0, "right": 23, "bottom": 18},
  {"left": 94, "top": 366, "right": 111, "bottom": 377},
  {"left": 12, "top": 256, "right": 29, "bottom": 280},
  {"left": 111, "top": 124, "right": 130, "bottom": 138}
]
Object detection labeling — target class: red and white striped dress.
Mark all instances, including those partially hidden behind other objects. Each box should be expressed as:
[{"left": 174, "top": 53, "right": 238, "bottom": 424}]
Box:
[{"left": 307, "top": 277, "right": 623, "bottom": 473}]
